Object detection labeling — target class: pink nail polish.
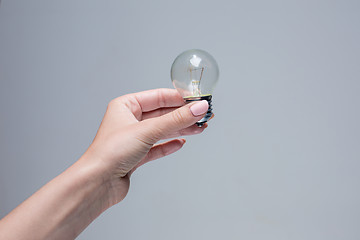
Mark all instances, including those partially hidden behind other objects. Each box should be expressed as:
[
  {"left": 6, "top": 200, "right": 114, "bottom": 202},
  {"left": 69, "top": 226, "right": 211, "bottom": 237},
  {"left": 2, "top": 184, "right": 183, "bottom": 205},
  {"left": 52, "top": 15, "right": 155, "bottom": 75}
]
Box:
[{"left": 190, "top": 100, "right": 209, "bottom": 117}]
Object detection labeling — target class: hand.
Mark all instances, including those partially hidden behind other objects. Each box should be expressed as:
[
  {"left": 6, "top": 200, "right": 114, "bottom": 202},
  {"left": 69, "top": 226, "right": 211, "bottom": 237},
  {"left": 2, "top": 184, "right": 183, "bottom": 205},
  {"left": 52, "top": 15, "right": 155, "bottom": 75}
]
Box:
[
  {"left": 0, "top": 88, "right": 211, "bottom": 240},
  {"left": 82, "top": 88, "right": 210, "bottom": 205}
]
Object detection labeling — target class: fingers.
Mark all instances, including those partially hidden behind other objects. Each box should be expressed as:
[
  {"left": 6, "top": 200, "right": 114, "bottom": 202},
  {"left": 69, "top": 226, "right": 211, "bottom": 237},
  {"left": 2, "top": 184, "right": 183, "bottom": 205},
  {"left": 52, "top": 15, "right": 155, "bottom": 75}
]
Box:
[
  {"left": 139, "top": 100, "right": 209, "bottom": 144},
  {"left": 142, "top": 107, "right": 210, "bottom": 139},
  {"left": 141, "top": 107, "right": 178, "bottom": 120},
  {"left": 130, "top": 139, "right": 186, "bottom": 175},
  {"left": 143, "top": 106, "right": 214, "bottom": 122},
  {"left": 127, "top": 88, "right": 185, "bottom": 112}
]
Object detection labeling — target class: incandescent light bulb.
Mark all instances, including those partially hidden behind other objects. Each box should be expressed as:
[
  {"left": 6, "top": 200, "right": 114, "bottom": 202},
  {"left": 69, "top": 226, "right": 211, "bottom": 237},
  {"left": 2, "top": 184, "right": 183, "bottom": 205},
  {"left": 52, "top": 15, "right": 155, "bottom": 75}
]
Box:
[{"left": 171, "top": 49, "right": 219, "bottom": 126}]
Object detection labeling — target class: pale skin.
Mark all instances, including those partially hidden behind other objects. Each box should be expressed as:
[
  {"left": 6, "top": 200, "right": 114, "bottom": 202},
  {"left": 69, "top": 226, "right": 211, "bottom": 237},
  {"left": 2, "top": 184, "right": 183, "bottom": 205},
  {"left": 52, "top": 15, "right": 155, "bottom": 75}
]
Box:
[{"left": 0, "top": 88, "right": 211, "bottom": 240}]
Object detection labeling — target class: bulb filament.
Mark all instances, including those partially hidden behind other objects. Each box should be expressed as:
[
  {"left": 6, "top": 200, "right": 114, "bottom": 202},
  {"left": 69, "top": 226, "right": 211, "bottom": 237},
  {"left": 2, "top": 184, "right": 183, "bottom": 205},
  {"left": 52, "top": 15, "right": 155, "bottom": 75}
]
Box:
[{"left": 189, "top": 67, "right": 205, "bottom": 97}]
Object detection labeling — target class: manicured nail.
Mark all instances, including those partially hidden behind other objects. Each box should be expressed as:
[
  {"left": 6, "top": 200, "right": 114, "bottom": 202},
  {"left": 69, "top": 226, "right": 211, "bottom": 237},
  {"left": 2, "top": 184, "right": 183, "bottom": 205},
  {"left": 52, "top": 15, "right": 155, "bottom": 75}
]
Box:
[{"left": 190, "top": 100, "right": 209, "bottom": 116}]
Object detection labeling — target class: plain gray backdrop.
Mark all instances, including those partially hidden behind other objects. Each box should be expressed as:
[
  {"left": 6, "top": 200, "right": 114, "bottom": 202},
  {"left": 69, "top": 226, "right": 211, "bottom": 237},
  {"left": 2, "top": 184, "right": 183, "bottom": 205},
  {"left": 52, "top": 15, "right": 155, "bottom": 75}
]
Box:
[{"left": 1, "top": 0, "right": 359, "bottom": 239}]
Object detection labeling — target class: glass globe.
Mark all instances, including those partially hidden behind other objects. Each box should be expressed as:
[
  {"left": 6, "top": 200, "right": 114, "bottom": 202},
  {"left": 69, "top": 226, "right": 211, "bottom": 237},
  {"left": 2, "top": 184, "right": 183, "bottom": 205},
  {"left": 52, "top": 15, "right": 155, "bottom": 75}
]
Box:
[
  {"left": 171, "top": 49, "right": 219, "bottom": 126},
  {"left": 171, "top": 49, "right": 219, "bottom": 99}
]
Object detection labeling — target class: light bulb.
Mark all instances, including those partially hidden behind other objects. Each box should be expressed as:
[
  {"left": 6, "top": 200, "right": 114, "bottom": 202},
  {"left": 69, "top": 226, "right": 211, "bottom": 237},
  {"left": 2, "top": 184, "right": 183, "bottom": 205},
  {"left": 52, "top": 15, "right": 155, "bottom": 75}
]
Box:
[{"left": 171, "top": 49, "right": 219, "bottom": 126}]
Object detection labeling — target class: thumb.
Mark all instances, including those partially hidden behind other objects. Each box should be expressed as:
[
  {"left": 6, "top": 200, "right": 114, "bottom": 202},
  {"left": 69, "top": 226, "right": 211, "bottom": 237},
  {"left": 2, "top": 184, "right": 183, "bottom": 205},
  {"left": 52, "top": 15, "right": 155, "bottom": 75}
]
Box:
[{"left": 140, "top": 100, "right": 209, "bottom": 143}]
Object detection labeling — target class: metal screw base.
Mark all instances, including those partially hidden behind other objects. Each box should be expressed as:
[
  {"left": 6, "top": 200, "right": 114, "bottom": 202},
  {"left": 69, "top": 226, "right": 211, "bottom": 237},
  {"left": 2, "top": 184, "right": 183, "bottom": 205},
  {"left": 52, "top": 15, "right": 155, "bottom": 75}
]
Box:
[{"left": 185, "top": 95, "right": 213, "bottom": 127}]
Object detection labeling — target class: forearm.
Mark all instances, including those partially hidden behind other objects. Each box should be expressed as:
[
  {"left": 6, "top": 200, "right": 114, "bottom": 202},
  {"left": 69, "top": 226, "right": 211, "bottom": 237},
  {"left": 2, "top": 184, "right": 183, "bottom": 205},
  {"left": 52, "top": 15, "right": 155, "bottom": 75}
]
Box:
[{"left": 0, "top": 156, "right": 115, "bottom": 240}]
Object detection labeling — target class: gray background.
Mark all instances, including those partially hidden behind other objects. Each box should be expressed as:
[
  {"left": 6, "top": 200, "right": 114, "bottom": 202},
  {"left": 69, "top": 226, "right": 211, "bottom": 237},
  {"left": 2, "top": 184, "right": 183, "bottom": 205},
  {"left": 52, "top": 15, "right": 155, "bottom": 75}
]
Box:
[{"left": 0, "top": 0, "right": 359, "bottom": 239}]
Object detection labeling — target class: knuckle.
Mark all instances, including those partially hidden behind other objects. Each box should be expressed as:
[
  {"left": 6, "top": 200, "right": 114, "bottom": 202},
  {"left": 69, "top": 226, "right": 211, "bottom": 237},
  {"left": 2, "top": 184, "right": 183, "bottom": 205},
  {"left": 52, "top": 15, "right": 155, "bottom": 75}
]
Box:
[
  {"left": 107, "top": 99, "right": 116, "bottom": 108},
  {"left": 107, "top": 98, "right": 120, "bottom": 109},
  {"left": 140, "top": 121, "right": 163, "bottom": 143},
  {"left": 171, "top": 110, "right": 186, "bottom": 126},
  {"left": 157, "top": 89, "right": 166, "bottom": 108},
  {"left": 107, "top": 96, "right": 130, "bottom": 112}
]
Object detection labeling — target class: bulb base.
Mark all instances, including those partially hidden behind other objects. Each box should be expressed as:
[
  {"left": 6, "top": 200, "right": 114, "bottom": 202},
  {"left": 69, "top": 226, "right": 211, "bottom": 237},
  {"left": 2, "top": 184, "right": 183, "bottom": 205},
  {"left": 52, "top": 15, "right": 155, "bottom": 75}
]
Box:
[{"left": 185, "top": 95, "right": 213, "bottom": 127}]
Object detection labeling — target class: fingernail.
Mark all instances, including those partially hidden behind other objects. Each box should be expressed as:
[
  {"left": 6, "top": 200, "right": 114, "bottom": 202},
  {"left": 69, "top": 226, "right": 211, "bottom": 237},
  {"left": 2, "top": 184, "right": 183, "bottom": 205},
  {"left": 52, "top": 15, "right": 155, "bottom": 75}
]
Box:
[{"left": 190, "top": 100, "right": 209, "bottom": 117}]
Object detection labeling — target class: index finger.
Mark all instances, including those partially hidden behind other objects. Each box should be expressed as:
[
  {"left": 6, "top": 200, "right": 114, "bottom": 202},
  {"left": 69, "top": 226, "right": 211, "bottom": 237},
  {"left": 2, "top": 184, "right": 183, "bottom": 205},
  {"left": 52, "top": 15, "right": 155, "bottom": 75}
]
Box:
[{"left": 128, "top": 88, "right": 185, "bottom": 112}]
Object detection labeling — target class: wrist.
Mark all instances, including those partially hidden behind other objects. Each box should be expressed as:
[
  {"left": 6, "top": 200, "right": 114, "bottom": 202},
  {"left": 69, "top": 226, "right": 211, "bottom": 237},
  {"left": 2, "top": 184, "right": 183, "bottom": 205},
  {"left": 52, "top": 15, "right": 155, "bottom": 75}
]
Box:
[{"left": 77, "top": 148, "right": 130, "bottom": 207}]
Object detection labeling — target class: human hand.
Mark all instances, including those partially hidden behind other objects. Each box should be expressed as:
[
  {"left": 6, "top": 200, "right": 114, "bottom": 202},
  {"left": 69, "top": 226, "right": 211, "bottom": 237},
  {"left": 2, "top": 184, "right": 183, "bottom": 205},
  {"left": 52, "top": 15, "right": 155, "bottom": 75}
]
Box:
[
  {"left": 81, "top": 88, "right": 210, "bottom": 206},
  {"left": 0, "top": 89, "right": 211, "bottom": 240}
]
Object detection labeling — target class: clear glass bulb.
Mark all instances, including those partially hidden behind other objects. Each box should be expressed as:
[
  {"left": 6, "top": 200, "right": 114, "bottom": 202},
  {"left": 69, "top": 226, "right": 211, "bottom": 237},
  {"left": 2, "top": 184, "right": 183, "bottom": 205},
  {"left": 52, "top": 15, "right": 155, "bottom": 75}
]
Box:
[{"left": 171, "top": 49, "right": 219, "bottom": 126}]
